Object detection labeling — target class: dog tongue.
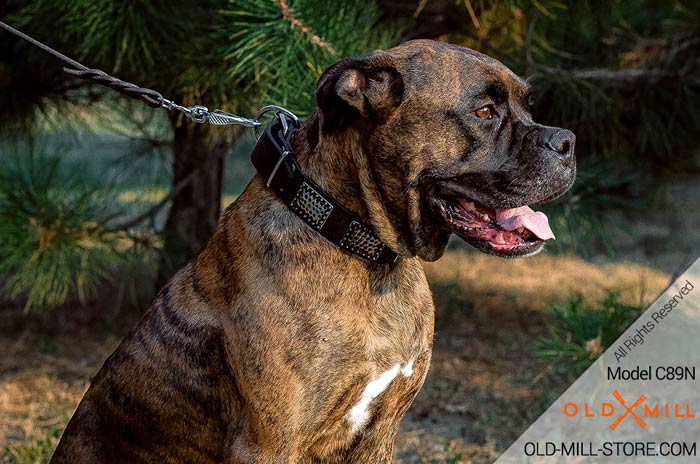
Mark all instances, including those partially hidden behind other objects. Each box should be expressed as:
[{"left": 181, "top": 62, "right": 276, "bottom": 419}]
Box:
[{"left": 495, "top": 206, "right": 555, "bottom": 240}]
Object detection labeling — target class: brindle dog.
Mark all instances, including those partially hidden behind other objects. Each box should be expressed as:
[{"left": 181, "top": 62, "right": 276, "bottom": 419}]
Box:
[{"left": 51, "top": 40, "right": 575, "bottom": 463}]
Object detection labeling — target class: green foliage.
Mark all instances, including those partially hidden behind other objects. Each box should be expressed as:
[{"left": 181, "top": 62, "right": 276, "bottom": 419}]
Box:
[
  {"left": 21, "top": 0, "right": 225, "bottom": 95},
  {"left": 537, "top": 291, "right": 643, "bottom": 376},
  {"left": 62, "top": 1, "right": 187, "bottom": 73},
  {"left": 2, "top": 1, "right": 228, "bottom": 134},
  {"left": 3, "top": 425, "right": 60, "bottom": 464},
  {"left": 220, "top": 0, "right": 404, "bottom": 116},
  {"left": 0, "top": 150, "right": 125, "bottom": 311},
  {"left": 527, "top": 2, "right": 699, "bottom": 170}
]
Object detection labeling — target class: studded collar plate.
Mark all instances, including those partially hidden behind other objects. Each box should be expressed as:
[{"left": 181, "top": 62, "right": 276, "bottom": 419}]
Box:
[{"left": 250, "top": 117, "right": 398, "bottom": 265}]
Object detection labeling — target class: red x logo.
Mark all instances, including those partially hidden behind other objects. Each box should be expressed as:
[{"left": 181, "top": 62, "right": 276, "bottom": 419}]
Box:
[{"left": 609, "top": 390, "right": 647, "bottom": 430}]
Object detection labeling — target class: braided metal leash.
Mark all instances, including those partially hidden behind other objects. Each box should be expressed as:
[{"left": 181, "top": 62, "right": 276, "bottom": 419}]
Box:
[{"left": 0, "top": 20, "right": 297, "bottom": 133}]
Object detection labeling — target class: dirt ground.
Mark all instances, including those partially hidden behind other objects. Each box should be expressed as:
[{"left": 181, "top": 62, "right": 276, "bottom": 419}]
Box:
[{"left": 0, "top": 250, "right": 671, "bottom": 463}]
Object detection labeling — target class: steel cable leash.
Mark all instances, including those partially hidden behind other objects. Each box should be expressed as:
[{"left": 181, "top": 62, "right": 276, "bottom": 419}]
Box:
[{"left": 0, "top": 20, "right": 299, "bottom": 136}]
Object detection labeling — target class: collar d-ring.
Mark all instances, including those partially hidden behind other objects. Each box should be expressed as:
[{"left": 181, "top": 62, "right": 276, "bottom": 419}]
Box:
[{"left": 254, "top": 105, "right": 300, "bottom": 140}]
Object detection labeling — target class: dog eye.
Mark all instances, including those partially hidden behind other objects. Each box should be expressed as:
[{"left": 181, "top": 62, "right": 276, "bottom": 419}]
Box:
[{"left": 474, "top": 105, "right": 494, "bottom": 120}]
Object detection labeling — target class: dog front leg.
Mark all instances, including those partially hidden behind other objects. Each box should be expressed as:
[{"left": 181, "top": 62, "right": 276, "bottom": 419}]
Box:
[
  {"left": 341, "top": 419, "right": 400, "bottom": 464},
  {"left": 222, "top": 383, "right": 307, "bottom": 464},
  {"left": 225, "top": 431, "right": 301, "bottom": 464}
]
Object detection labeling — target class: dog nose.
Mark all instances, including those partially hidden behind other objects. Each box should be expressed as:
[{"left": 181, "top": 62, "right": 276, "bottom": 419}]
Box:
[{"left": 543, "top": 129, "right": 575, "bottom": 160}]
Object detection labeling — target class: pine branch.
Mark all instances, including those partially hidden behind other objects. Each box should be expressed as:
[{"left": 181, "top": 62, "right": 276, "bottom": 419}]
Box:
[
  {"left": 276, "top": 0, "right": 338, "bottom": 55},
  {"left": 532, "top": 66, "right": 694, "bottom": 82},
  {"left": 523, "top": 10, "right": 541, "bottom": 76},
  {"left": 462, "top": 0, "right": 480, "bottom": 30},
  {"left": 111, "top": 129, "right": 234, "bottom": 232},
  {"left": 111, "top": 172, "right": 194, "bottom": 231}
]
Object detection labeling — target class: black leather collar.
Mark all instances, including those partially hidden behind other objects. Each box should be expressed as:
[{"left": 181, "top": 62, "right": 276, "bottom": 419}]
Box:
[{"left": 250, "top": 116, "right": 398, "bottom": 264}]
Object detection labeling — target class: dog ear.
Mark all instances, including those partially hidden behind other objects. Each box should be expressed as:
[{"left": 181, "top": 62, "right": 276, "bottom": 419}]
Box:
[{"left": 316, "top": 54, "right": 404, "bottom": 133}]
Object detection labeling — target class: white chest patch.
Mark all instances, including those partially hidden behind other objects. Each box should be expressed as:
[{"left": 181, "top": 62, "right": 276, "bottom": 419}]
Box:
[
  {"left": 347, "top": 360, "right": 415, "bottom": 433},
  {"left": 401, "top": 360, "right": 414, "bottom": 377}
]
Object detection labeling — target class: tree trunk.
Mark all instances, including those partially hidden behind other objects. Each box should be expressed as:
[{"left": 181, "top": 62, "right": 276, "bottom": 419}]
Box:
[{"left": 158, "top": 118, "right": 228, "bottom": 282}]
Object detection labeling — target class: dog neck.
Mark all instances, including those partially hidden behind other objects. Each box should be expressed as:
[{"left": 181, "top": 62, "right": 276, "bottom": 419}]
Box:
[{"left": 291, "top": 114, "right": 410, "bottom": 258}]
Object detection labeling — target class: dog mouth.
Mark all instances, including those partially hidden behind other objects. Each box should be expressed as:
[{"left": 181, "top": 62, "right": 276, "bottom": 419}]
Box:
[{"left": 435, "top": 197, "right": 555, "bottom": 257}]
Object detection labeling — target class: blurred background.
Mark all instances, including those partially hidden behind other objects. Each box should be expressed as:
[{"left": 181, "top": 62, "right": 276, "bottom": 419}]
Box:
[{"left": 0, "top": 1, "right": 698, "bottom": 462}]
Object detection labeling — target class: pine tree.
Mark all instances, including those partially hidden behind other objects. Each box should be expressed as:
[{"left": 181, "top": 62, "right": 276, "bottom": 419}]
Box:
[{"left": 0, "top": 0, "right": 401, "bottom": 309}]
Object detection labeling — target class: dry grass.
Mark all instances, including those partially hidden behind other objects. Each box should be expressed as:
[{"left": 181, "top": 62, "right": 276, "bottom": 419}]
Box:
[
  {"left": 0, "top": 335, "right": 121, "bottom": 463},
  {"left": 0, "top": 250, "right": 671, "bottom": 463},
  {"left": 423, "top": 251, "right": 668, "bottom": 311}
]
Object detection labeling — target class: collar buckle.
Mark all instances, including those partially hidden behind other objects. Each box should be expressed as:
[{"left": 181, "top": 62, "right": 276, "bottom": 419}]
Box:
[{"left": 266, "top": 150, "right": 291, "bottom": 188}]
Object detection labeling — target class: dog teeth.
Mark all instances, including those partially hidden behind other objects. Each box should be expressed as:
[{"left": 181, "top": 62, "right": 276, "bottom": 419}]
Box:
[
  {"left": 516, "top": 227, "right": 525, "bottom": 233},
  {"left": 465, "top": 201, "right": 476, "bottom": 211},
  {"left": 481, "top": 213, "right": 490, "bottom": 221}
]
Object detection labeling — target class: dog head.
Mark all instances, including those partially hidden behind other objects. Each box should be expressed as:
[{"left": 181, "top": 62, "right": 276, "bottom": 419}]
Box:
[{"left": 315, "top": 39, "right": 576, "bottom": 261}]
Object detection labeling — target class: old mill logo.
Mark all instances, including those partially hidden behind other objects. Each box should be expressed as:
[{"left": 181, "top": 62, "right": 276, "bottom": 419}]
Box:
[{"left": 564, "top": 390, "right": 696, "bottom": 430}]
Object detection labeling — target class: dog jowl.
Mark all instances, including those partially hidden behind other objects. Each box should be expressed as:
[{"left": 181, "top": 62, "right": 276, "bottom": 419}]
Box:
[{"left": 51, "top": 40, "right": 575, "bottom": 464}]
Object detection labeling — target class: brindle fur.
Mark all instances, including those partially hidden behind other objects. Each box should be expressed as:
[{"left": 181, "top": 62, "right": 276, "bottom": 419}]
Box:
[{"left": 51, "top": 40, "right": 574, "bottom": 463}]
